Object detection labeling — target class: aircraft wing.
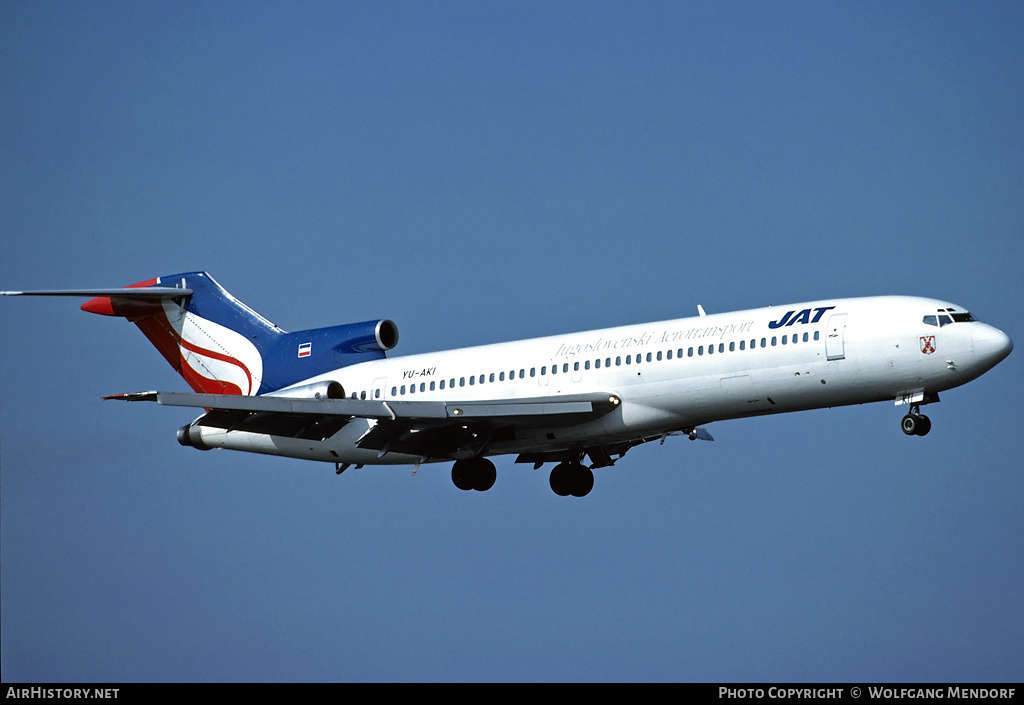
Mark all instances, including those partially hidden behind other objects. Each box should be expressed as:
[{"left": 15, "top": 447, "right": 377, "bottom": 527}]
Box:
[{"left": 109, "top": 390, "right": 622, "bottom": 460}]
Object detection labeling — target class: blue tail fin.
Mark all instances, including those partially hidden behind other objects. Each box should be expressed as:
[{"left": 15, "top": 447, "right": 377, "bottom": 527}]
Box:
[{"left": 82, "top": 271, "right": 397, "bottom": 395}]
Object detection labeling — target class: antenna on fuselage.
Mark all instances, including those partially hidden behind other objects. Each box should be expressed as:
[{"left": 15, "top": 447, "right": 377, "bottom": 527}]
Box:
[{"left": 697, "top": 304, "right": 707, "bottom": 318}]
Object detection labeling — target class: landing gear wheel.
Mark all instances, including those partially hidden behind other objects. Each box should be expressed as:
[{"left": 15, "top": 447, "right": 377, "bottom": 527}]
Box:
[
  {"left": 451, "top": 457, "right": 497, "bottom": 492},
  {"left": 472, "top": 458, "right": 497, "bottom": 491},
  {"left": 549, "top": 462, "right": 574, "bottom": 497},
  {"left": 901, "top": 413, "right": 932, "bottom": 437},
  {"left": 452, "top": 460, "right": 475, "bottom": 491},
  {"left": 570, "top": 466, "right": 594, "bottom": 498},
  {"left": 549, "top": 462, "right": 594, "bottom": 497}
]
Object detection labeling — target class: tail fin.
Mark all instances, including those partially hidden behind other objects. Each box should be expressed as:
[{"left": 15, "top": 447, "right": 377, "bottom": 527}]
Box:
[{"left": 81, "top": 271, "right": 397, "bottom": 395}]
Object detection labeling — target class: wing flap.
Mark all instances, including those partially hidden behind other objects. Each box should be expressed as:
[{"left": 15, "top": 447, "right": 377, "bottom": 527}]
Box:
[
  {"left": 197, "top": 409, "right": 352, "bottom": 440},
  {"left": 136, "top": 390, "right": 618, "bottom": 425}
]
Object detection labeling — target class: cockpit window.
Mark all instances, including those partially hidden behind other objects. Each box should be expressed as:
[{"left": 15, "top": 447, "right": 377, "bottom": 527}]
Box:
[{"left": 923, "top": 310, "right": 977, "bottom": 326}]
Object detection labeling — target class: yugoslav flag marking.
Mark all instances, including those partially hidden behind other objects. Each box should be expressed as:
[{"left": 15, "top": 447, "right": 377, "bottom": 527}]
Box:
[{"left": 298, "top": 342, "right": 311, "bottom": 358}]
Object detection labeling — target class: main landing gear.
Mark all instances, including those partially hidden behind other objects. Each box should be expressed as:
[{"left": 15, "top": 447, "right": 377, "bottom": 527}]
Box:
[
  {"left": 450, "top": 456, "right": 597, "bottom": 497},
  {"left": 901, "top": 405, "right": 932, "bottom": 437},
  {"left": 451, "top": 456, "right": 497, "bottom": 492},
  {"left": 548, "top": 461, "right": 594, "bottom": 498}
]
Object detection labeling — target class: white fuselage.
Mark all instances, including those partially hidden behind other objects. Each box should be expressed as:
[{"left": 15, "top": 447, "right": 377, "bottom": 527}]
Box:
[{"left": 191, "top": 296, "right": 1013, "bottom": 465}]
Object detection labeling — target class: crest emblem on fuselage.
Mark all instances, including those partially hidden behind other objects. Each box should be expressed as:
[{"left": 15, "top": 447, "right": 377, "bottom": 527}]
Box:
[{"left": 920, "top": 335, "right": 936, "bottom": 354}]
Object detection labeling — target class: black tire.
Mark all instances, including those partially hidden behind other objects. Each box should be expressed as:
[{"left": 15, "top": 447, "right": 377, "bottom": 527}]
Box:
[
  {"left": 451, "top": 460, "right": 474, "bottom": 491},
  {"left": 549, "top": 462, "right": 573, "bottom": 496},
  {"left": 570, "top": 465, "right": 594, "bottom": 497},
  {"left": 473, "top": 458, "right": 497, "bottom": 492},
  {"left": 901, "top": 414, "right": 919, "bottom": 436},
  {"left": 915, "top": 414, "right": 931, "bottom": 436}
]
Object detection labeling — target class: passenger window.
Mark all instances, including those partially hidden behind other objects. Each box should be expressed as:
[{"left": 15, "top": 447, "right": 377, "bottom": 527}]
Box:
[
  {"left": 687, "top": 347, "right": 693, "bottom": 357},
  {"left": 615, "top": 356, "right": 621, "bottom": 366},
  {"left": 391, "top": 386, "right": 397, "bottom": 396},
  {"left": 420, "top": 383, "right": 425, "bottom": 392},
  {"left": 530, "top": 367, "right": 536, "bottom": 377},
  {"left": 771, "top": 336, "right": 777, "bottom": 346},
  {"left": 739, "top": 340, "right": 745, "bottom": 350},
  {"left": 401, "top": 385, "right": 406, "bottom": 394},
  {"left": 698, "top": 346, "right": 704, "bottom": 355},
  {"left": 460, "top": 377, "right": 465, "bottom": 387},
  {"left": 626, "top": 355, "right": 632, "bottom": 365},
  {"left": 519, "top": 369, "right": 525, "bottom": 379},
  {"left": 605, "top": 358, "right": 611, "bottom": 367},
  {"left": 761, "top": 338, "right": 767, "bottom": 348},
  {"left": 429, "top": 382, "right": 435, "bottom": 391},
  {"left": 718, "top": 343, "right": 724, "bottom": 353},
  {"left": 478, "top": 374, "right": 484, "bottom": 384},
  {"left": 803, "top": 332, "right": 808, "bottom": 342},
  {"left": 469, "top": 376, "right": 474, "bottom": 386},
  {"left": 563, "top": 363, "right": 569, "bottom": 373},
  {"left": 440, "top": 380, "right": 446, "bottom": 390},
  {"left": 782, "top": 335, "right": 787, "bottom": 345},
  {"left": 574, "top": 362, "right": 579, "bottom": 371},
  {"left": 647, "top": 352, "right": 652, "bottom": 362},
  {"left": 657, "top": 351, "right": 662, "bottom": 361},
  {"left": 813, "top": 331, "right": 819, "bottom": 341},
  {"left": 595, "top": 359, "right": 601, "bottom": 369},
  {"left": 541, "top": 366, "right": 546, "bottom": 375},
  {"left": 585, "top": 360, "right": 590, "bottom": 370}
]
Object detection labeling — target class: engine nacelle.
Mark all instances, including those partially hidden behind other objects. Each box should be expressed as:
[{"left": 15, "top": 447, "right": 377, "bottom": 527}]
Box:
[
  {"left": 177, "top": 424, "right": 212, "bottom": 450},
  {"left": 326, "top": 319, "right": 399, "bottom": 353},
  {"left": 264, "top": 380, "right": 345, "bottom": 400}
]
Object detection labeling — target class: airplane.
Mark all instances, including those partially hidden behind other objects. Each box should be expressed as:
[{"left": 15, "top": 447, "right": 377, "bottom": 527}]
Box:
[{"left": 2, "top": 271, "right": 1013, "bottom": 497}]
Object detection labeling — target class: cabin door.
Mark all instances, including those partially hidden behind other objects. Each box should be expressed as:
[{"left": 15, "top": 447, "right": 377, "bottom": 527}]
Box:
[{"left": 825, "top": 313, "right": 848, "bottom": 361}]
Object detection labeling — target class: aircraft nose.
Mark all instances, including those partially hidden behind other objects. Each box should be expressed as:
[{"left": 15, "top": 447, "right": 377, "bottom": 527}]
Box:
[{"left": 973, "top": 324, "right": 1013, "bottom": 366}]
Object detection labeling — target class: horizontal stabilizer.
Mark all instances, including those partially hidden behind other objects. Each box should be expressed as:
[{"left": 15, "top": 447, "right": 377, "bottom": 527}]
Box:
[{"left": 0, "top": 287, "right": 192, "bottom": 298}]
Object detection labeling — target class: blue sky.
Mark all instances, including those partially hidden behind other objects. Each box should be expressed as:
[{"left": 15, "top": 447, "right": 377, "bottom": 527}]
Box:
[{"left": 2, "top": 1, "right": 1022, "bottom": 682}]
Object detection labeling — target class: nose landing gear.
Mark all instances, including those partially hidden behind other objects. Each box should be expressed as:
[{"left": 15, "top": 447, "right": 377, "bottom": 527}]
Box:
[{"left": 901, "top": 405, "right": 932, "bottom": 436}]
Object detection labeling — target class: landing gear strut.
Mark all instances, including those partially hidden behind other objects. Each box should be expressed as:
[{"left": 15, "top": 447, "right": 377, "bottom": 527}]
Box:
[
  {"left": 901, "top": 405, "right": 932, "bottom": 437},
  {"left": 451, "top": 457, "right": 497, "bottom": 492}
]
